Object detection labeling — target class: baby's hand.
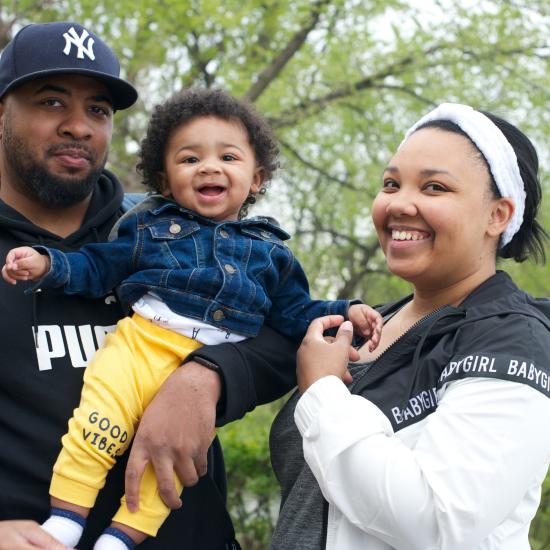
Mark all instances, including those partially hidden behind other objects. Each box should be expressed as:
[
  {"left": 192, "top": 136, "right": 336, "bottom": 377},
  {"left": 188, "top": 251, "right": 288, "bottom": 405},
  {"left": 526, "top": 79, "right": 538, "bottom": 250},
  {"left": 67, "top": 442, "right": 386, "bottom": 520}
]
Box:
[
  {"left": 347, "top": 303, "right": 383, "bottom": 352},
  {"left": 2, "top": 246, "right": 50, "bottom": 285}
]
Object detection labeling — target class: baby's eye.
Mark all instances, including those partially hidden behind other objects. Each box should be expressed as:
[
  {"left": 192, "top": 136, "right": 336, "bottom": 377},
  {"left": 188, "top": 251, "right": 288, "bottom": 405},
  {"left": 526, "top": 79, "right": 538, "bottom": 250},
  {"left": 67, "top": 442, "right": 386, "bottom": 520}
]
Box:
[
  {"left": 182, "top": 156, "right": 199, "bottom": 164},
  {"left": 222, "top": 154, "right": 237, "bottom": 161}
]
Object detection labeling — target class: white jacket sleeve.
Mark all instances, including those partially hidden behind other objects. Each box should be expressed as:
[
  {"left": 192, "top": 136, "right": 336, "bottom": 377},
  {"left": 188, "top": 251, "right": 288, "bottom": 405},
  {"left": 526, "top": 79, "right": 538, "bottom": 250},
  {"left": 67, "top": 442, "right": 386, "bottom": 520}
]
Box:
[{"left": 295, "top": 374, "right": 550, "bottom": 550}]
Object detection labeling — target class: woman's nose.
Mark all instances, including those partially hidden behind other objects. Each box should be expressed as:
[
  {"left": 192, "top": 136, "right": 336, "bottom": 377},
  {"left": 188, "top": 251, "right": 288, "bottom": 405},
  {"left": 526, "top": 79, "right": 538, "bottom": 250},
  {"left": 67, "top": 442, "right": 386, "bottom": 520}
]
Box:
[{"left": 385, "top": 192, "right": 418, "bottom": 217}]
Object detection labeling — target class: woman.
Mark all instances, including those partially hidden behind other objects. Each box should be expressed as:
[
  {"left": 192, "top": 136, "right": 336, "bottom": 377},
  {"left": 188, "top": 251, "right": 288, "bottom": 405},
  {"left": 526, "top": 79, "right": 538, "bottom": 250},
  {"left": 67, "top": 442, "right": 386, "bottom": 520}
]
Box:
[{"left": 270, "top": 103, "right": 550, "bottom": 550}]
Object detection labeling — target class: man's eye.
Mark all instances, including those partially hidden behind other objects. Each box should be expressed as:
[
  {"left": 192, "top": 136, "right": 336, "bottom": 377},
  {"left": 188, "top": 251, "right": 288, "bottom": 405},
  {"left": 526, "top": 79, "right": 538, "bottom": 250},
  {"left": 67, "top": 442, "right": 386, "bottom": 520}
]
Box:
[
  {"left": 90, "top": 105, "right": 111, "bottom": 117},
  {"left": 42, "top": 98, "right": 63, "bottom": 107}
]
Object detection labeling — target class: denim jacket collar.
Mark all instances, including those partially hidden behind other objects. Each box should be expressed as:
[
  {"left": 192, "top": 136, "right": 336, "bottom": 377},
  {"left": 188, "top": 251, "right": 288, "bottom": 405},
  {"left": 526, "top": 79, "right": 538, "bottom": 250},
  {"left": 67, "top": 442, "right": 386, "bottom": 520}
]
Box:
[{"left": 147, "top": 196, "right": 291, "bottom": 241}]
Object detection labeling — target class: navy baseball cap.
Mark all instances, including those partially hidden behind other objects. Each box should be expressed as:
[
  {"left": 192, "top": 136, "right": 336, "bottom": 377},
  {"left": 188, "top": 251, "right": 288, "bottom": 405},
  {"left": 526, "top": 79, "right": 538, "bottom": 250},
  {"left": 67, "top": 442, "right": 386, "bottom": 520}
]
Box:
[{"left": 0, "top": 22, "right": 138, "bottom": 110}]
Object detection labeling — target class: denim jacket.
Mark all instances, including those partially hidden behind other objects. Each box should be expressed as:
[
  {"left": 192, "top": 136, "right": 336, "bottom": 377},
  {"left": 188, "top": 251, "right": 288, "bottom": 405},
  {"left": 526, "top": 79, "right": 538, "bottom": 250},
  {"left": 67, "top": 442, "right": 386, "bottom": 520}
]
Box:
[{"left": 34, "top": 196, "right": 351, "bottom": 339}]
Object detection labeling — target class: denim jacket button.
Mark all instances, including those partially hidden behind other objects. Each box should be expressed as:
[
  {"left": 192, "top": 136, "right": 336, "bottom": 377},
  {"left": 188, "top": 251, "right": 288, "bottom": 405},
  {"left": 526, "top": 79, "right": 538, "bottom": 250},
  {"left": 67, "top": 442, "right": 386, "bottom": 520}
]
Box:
[
  {"left": 224, "top": 263, "right": 236, "bottom": 274},
  {"left": 260, "top": 230, "right": 272, "bottom": 239},
  {"left": 213, "top": 309, "right": 225, "bottom": 321},
  {"left": 169, "top": 223, "right": 182, "bottom": 234},
  {"left": 219, "top": 229, "right": 230, "bottom": 238}
]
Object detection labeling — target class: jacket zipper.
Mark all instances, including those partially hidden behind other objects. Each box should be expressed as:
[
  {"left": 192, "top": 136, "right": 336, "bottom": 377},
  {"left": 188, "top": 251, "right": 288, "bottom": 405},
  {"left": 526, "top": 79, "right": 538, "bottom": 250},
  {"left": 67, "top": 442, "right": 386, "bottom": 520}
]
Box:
[{"left": 350, "top": 304, "right": 452, "bottom": 393}]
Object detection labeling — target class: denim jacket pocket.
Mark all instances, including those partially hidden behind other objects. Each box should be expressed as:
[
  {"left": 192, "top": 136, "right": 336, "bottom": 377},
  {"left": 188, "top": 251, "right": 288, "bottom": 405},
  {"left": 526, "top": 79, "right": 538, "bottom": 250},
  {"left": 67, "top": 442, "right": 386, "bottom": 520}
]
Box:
[{"left": 147, "top": 218, "right": 200, "bottom": 240}]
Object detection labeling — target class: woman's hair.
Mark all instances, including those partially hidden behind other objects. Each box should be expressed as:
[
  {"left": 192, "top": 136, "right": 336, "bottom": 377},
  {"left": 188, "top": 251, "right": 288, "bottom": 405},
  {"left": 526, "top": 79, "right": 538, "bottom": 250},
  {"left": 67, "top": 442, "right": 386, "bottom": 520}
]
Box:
[
  {"left": 416, "top": 114, "right": 548, "bottom": 263},
  {"left": 137, "top": 87, "right": 279, "bottom": 203}
]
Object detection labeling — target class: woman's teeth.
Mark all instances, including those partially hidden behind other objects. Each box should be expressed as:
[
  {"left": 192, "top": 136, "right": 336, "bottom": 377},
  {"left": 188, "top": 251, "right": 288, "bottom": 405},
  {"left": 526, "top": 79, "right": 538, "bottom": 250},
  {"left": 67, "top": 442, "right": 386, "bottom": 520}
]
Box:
[{"left": 391, "top": 230, "right": 427, "bottom": 241}]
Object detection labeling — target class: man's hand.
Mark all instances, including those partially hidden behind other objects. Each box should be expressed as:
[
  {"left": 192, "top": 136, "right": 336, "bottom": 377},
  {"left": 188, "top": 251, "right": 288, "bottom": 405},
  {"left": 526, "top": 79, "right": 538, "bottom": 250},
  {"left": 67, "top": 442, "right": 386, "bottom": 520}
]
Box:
[
  {"left": 347, "top": 303, "right": 383, "bottom": 351},
  {"left": 297, "top": 315, "right": 360, "bottom": 393},
  {"left": 0, "top": 521, "right": 68, "bottom": 549},
  {"left": 2, "top": 247, "right": 50, "bottom": 285},
  {"left": 125, "top": 362, "right": 221, "bottom": 512}
]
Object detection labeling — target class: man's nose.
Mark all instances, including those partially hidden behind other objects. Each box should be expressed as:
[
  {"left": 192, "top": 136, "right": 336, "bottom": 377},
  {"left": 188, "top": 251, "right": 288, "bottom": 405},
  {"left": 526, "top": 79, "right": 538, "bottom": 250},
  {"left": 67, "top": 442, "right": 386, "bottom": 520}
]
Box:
[{"left": 58, "top": 108, "right": 93, "bottom": 140}]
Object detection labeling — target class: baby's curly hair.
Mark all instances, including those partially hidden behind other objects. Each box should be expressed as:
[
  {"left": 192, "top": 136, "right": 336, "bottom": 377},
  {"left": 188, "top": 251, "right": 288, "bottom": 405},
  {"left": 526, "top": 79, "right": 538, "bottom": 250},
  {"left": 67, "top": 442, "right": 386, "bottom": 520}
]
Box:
[{"left": 137, "top": 88, "right": 279, "bottom": 201}]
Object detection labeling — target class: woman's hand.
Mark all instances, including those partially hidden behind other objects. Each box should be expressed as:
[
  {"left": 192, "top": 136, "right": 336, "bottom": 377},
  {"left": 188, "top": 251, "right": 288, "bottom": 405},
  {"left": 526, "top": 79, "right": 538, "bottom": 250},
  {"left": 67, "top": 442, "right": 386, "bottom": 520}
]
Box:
[{"left": 297, "top": 315, "right": 360, "bottom": 393}]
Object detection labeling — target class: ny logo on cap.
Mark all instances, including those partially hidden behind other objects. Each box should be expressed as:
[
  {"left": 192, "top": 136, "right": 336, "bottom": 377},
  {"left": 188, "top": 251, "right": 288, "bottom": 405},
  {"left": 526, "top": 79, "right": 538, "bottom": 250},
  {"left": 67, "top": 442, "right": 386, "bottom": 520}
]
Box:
[{"left": 62, "top": 27, "right": 95, "bottom": 61}]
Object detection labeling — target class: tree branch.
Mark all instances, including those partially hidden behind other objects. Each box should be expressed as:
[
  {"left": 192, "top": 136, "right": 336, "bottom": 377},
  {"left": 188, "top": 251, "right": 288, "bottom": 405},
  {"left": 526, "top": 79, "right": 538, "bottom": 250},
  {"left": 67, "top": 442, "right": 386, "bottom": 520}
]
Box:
[
  {"left": 269, "top": 42, "right": 542, "bottom": 129},
  {"left": 295, "top": 221, "right": 385, "bottom": 299},
  {"left": 280, "top": 139, "right": 362, "bottom": 191},
  {"left": 335, "top": 263, "right": 387, "bottom": 300},
  {"left": 187, "top": 30, "right": 218, "bottom": 87},
  {"left": 244, "top": 0, "right": 331, "bottom": 102},
  {"left": 295, "top": 224, "right": 377, "bottom": 257},
  {"left": 0, "top": 14, "right": 19, "bottom": 48},
  {"left": 269, "top": 44, "right": 444, "bottom": 128},
  {"left": 247, "top": 1, "right": 281, "bottom": 61},
  {"left": 368, "top": 84, "right": 437, "bottom": 106}
]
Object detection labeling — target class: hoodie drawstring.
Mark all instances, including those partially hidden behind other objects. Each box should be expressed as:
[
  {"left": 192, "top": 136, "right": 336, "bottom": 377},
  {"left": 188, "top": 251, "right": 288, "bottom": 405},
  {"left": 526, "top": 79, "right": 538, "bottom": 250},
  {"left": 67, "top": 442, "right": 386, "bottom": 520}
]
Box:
[{"left": 32, "top": 289, "right": 41, "bottom": 350}]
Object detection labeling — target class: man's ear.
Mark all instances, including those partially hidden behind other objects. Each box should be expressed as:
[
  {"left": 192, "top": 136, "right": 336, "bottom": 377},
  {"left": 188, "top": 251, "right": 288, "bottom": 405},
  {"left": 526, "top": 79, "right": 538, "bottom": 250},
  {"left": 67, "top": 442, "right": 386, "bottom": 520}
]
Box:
[
  {"left": 487, "top": 197, "right": 515, "bottom": 239},
  {"left": 0, "top": 100, "right": 5, "bottom": 140},
  {"left": 250, "top": 167, "right": 265, "bottom": 194}
]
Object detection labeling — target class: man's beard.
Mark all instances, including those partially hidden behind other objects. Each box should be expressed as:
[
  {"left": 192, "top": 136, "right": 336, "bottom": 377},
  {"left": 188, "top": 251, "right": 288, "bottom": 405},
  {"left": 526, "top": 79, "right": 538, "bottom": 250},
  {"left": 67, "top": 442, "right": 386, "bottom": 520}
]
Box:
[{"left": 3, "top": 126, "right": 107, "bottom": 208}]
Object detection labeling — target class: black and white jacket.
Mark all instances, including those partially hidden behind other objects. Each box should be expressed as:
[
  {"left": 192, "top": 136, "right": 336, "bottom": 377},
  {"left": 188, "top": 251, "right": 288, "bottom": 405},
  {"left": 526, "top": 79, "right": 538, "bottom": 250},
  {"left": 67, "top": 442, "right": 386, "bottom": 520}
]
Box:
[{"left": 295, "top": 271, "right": 550, "bottom": 550}]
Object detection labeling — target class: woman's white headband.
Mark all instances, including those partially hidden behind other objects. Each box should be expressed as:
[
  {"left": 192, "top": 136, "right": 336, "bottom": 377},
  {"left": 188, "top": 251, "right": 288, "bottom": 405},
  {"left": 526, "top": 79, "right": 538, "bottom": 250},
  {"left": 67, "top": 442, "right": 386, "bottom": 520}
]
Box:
[{"left": 402, "top": 102, "right": 525, "bottom": 247}]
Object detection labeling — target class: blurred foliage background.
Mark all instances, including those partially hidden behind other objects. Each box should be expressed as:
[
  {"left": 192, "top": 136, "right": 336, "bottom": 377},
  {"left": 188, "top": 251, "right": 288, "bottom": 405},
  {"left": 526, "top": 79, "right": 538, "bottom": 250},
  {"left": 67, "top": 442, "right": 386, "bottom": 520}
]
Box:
[{"left": 1, "top": 1, "right": 549, "bottom": 547}]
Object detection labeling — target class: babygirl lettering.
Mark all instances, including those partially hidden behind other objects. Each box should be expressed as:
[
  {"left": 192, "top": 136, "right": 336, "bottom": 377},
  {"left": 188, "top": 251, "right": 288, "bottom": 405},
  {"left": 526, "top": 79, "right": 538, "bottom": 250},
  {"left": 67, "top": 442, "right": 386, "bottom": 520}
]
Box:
[
  {"left": 437, "top": 353, "right": 550, "bottom": 399},
  {"left": 391, "top": 387, "right": 438, "bottom": 425},
  {"left": 507, "top": 359, "right": 550, "bottom": 393},
  {"left": 439, "top": 354, "right": 497, "bottom": 382}
]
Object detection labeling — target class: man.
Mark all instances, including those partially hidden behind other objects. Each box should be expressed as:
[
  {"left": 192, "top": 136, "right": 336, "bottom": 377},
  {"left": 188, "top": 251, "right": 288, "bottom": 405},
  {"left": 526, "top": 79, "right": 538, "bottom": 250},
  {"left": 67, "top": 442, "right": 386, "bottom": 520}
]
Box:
[{"left": 0, "top": 21, "right": 296, "bottom": 549}]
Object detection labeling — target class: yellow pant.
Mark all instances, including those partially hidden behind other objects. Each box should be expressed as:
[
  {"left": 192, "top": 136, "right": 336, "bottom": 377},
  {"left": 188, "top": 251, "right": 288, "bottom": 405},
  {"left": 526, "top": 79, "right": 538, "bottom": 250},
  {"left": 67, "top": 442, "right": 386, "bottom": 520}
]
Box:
[{"left": 50, "top": 313, "right": 204, "bottom": 536}]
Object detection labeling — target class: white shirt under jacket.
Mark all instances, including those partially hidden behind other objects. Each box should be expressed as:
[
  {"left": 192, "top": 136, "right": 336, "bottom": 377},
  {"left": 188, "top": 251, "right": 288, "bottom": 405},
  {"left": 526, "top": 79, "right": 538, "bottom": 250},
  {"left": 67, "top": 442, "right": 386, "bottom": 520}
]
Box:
[{"left": 295, "top": 375, "right": 550, "bottom": 550}]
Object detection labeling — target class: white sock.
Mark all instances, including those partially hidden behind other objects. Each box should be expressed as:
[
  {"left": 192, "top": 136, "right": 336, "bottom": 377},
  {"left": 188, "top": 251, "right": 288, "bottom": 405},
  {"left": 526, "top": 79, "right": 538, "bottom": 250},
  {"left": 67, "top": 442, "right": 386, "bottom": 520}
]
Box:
[
  {"left": 41, "top": 514, "right": 84, "bottom": 547},
  {"left": 93, "top": 533, "right": 134, "bottom": 550}
]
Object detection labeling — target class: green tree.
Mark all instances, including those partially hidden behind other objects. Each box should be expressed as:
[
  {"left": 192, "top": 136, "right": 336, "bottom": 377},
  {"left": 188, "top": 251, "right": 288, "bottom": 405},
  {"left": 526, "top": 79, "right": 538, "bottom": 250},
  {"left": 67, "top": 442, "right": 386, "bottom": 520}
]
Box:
[{"left": 1, "top": 1, "right": 549, "bottom": 546}]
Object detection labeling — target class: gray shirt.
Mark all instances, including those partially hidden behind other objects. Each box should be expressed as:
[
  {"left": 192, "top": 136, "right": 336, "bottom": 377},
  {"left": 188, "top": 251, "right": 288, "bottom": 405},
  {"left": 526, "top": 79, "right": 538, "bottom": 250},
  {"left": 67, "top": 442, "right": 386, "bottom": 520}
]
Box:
[{"left": 270, "top": 362, "right": 371, "bottom": 549}]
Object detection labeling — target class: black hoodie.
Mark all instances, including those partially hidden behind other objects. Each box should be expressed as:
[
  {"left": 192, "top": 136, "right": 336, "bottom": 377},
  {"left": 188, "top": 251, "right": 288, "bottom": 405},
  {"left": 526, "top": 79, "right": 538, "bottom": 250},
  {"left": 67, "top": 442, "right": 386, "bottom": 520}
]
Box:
[{"left": 0, "top": 171, "right": 243, "bottom": 549}]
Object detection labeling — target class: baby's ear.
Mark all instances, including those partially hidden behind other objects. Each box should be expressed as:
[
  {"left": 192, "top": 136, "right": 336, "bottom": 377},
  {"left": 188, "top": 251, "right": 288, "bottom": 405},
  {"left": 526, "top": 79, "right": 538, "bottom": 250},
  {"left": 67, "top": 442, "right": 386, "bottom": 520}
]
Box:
[
  {"left": 251, "top": 167, "right": 265, "bottom": 193},
  {"left": 157, "top": 172, "right": 170, "bottom": 196}
]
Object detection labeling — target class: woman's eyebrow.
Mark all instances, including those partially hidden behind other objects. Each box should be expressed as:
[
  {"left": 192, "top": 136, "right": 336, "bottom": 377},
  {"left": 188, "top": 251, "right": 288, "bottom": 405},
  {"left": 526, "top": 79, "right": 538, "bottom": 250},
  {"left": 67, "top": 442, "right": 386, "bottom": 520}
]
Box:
[
  {"left": 419, "top": 168, "right": 458, "bottom": 181},
  {"left": 384, "top": 165, "right": 458, "bottom": 182},
  {"left": 383, "top": 165, "right": 399, "bottom": 174}
]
